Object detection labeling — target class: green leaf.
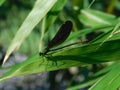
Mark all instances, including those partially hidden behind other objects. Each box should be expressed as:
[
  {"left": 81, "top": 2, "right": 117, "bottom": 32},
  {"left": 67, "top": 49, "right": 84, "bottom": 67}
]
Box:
[
  {"left": 3, "top": 0, "right": 57, "bottom": 64},
  {"left": 46, "top": 0, "right": 68, "bottom": 28},
  {"left": 79, "top": 9, "right": 118, "bottom": 27},
  {"left": 1, "top": 39, "right": 120, "bottom": 81},
  {"left": 90, "top": 62, "right": 120, "bottom": 90},
  {"left": 67, "top": 77, "right": 99, "bottom": 90},
  {"left": 67, "top": 25, "right": 113, "bottom": 43},
  {"left": 67, "top": 61, "right": 120, "bottom": 90}
]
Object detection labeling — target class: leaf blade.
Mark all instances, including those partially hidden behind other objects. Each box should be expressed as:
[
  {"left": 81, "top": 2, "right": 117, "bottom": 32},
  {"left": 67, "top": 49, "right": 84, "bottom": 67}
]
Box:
[{"left": 3, "top": 0, "right": 57, "bottom": 64}]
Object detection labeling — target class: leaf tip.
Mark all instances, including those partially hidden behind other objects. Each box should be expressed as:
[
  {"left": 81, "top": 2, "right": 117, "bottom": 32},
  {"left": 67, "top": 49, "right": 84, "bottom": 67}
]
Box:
[{"left": 2, "top": 54, "right": 9, "bottom": 66}]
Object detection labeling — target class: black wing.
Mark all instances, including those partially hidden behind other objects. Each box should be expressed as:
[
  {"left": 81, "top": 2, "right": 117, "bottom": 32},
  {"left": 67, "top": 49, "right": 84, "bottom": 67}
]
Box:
[{"left": 46, "top": 20, "right": 73, "bottom": 50}]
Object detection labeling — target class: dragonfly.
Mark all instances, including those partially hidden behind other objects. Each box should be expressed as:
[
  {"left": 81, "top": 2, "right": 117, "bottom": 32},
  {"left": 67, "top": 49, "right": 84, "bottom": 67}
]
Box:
[{"left": 39, "top": 20, "right": 80, "bottom": 56}]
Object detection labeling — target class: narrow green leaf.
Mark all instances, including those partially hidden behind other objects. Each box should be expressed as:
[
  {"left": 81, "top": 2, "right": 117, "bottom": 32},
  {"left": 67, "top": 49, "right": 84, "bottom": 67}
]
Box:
[
  {"left": 1, "top": 39, "right": 120, "bottom": 81},
  {"left": 46, "top": 0, "right": 68, "bottom": 28},
  {"left": 79, "top": 9, "right": 118, "bottom": 27},
  {"left": 3, "top": 0, "right": 57, "bottom": 64},
  {"left": 90, "top": 62, "right": 120, "bottom": 90},
  {"left": 68, "top": 61, "right": 120, "bottom": 90}
]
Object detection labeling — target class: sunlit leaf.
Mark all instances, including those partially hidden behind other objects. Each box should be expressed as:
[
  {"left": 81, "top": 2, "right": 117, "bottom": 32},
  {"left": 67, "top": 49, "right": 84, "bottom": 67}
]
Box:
[
  {"left": 79, "top": 9, "right": 118, "bottom": 27},
  {"left": 3, "top": 0, "right": 57, "bottom": 64}
]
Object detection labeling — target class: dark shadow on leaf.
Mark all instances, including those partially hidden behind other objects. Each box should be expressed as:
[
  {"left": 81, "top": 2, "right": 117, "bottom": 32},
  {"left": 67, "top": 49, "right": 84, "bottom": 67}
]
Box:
[{"left": 47, "top": 55, "right": 108, "bottom": 64}]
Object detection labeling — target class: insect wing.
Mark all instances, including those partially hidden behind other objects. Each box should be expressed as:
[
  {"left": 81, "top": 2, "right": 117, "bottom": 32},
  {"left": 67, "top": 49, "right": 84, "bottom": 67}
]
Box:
[{"left": 46, "top": 20, "right": 73, "bottom": 50}]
